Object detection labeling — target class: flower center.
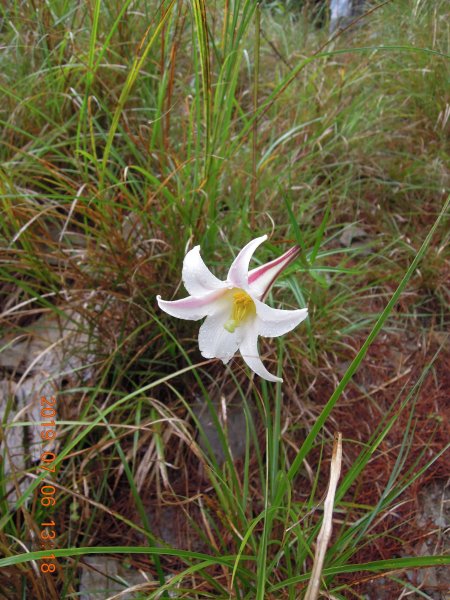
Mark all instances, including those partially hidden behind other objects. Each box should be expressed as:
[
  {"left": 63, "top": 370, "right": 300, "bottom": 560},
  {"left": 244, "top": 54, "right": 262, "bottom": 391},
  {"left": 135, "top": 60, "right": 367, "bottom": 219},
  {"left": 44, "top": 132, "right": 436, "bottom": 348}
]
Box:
[{"left": 224, "top": 290, "right": 256, "bottom": 333}]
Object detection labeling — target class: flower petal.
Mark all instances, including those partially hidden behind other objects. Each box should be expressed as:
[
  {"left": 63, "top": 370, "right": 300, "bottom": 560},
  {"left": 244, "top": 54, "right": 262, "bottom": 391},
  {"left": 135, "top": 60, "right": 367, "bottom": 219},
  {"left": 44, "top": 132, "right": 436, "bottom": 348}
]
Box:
[
  {"left": 182, "top": 245, "right": 226, "bottom": 296},
  {"left": 254, "top": 298, "right": 308, "bottom": 337},
  {"left": 198, "top": 307, "right": 240, "bottom": 364},
  {"left": 239, "top": 322, "right": 282, "bottom": 382},
  {"left": 227, "top": 235, "right": 268, "bottom": 289},
  {"left": 249, "top": 245, "right": 300, "bottom": 300},
  {"left": 157, "top": 289, "right": 226, "bottom": 321}
]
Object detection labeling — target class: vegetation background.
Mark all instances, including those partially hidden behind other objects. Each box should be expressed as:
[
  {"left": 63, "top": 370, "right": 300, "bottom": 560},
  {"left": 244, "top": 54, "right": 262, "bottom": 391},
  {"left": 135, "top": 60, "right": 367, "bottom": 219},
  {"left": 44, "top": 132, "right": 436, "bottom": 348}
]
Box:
[{"left": 0, "top": 0, "right": 448, "bottom": 598}]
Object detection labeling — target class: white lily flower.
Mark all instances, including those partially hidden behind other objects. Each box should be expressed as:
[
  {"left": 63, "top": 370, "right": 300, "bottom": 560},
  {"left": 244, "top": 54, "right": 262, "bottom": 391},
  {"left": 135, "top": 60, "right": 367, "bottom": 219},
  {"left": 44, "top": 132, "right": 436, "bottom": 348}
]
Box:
[{"left": 157, "top": 235, "right": 308, "bottom": 382}]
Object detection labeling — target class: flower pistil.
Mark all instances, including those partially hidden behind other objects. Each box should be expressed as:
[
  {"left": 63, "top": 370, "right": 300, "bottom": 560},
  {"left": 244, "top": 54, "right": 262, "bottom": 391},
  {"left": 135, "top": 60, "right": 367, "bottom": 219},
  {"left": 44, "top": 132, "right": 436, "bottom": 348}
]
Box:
[{"left": 224, "top": 290, "right": 256, "bottom": 333}]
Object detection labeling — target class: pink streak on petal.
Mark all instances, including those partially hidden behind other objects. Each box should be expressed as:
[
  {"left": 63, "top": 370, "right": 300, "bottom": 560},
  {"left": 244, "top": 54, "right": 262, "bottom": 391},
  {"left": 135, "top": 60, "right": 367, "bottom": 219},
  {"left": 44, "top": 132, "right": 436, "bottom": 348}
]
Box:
[
  {"left": 157, "top": 289, "right": 226, "bottom": 321},
  {"left": 248, "top": 245, "right": 300, "bottom": 300}
]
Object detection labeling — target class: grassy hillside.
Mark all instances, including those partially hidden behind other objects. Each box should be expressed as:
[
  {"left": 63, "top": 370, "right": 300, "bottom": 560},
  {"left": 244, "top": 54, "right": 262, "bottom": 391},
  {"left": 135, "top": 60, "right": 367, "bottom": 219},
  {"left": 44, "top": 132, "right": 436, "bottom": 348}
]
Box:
[{"left": 0, "top": 0, "right": 448, "bottom": 597}]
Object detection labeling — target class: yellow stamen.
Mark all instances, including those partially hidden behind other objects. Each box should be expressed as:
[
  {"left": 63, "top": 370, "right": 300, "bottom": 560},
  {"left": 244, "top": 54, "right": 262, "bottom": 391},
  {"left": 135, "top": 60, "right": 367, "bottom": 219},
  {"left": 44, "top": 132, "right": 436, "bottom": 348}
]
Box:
[{"left": 224, "top": 290, "right": 255, "bottom": 333}]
